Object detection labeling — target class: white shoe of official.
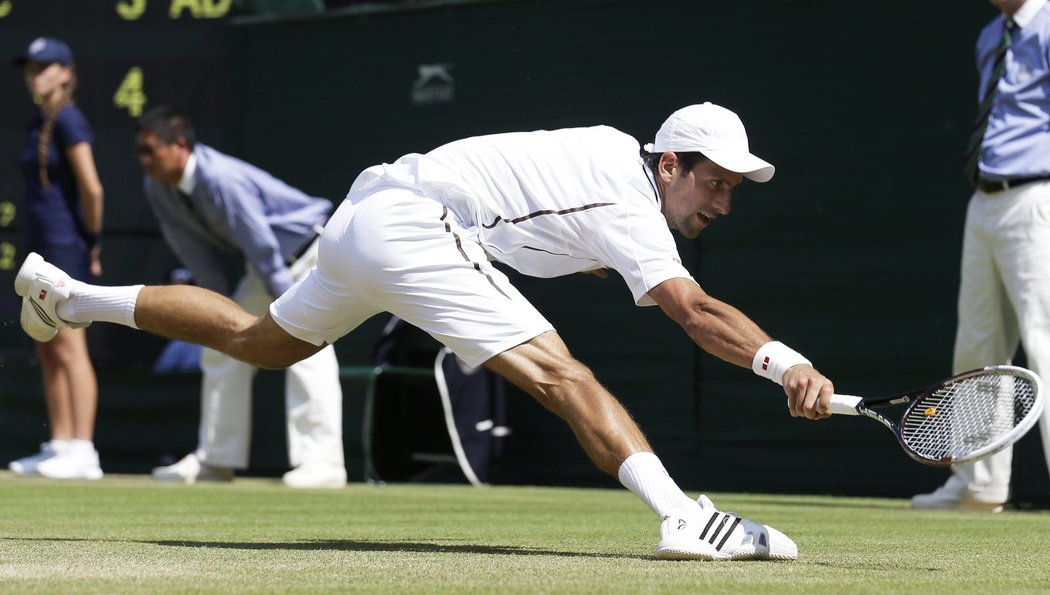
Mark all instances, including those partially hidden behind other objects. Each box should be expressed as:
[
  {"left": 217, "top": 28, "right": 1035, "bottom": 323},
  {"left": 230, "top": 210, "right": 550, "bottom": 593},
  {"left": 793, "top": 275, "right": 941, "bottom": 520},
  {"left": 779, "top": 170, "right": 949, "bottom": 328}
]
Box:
[
  {"left": 9, "top": 442, "right": 63, "bottom": 476},
  {"left": 36, "top": 447, "right": 103, "bottom": 480},
  {"left": 282, "top": 463, "right": 347, "bottom": 489},
  {"left": 151, "top": 453, "right": 234, "bottom": 484},
  {"left": 656, "top": 495, "right": 798, "bottom": 561},
  {"left": 14, "top": 252, "right": 89, "bottom": 342},
  {"left": 910, "top": 476, "right": 1004, "bottom": 513}
]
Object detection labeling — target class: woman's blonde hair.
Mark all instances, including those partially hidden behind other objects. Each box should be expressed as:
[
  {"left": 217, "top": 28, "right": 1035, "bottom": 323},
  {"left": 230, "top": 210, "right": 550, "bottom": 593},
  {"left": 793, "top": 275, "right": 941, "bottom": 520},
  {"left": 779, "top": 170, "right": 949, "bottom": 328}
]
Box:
[{"left": 37, "top": 65, "right": 77, "bottom": 188}]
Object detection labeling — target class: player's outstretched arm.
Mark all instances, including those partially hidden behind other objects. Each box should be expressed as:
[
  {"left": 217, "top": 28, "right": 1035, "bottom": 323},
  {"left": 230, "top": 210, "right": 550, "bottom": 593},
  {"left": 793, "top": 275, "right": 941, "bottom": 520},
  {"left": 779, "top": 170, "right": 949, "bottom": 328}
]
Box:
[
  {"left": 647, "top": 277, "right": 832, "bottom": 419},
  {"left": 646, "top": 277, "right": 770, "bottom": 367}
]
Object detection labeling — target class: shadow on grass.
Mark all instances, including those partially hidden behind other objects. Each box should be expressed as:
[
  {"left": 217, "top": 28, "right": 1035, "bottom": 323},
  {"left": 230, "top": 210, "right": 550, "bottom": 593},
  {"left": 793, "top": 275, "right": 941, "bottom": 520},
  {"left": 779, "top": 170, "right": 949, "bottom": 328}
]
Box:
[
  {"left": 146, "top": 539, "right": 806, "bottom": 564},
  {"left": 149, "top": 539, "right": 642, "bottom": 560},
  {"left": 2, "top": 536, "right": 638, "bottom": 559}
]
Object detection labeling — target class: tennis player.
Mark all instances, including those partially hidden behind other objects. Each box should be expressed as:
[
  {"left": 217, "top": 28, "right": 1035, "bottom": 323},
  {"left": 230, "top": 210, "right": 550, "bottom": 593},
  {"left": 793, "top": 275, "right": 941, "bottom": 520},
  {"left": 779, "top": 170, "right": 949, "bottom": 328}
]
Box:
[{"left": 15, "top": 102, "right": 834, "bottom": 561}]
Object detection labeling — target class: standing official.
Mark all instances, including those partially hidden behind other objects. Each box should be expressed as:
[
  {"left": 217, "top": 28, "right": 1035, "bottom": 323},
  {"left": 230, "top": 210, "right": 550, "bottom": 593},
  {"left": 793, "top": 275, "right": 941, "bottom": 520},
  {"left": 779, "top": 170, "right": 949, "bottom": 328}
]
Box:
[
  {"left": 912, "top": 0, "right": 1050, "bottom": 511},
  {"left": 136, "top": 106, "right": 346, "bottom": 488}
]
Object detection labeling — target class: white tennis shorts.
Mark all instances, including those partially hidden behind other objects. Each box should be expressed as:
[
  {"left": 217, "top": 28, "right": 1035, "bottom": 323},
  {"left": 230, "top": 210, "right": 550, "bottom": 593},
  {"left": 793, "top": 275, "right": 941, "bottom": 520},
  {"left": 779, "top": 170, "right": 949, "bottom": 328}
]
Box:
[{"left": 270, "top": 185, "right": 555, "bottom": 368}]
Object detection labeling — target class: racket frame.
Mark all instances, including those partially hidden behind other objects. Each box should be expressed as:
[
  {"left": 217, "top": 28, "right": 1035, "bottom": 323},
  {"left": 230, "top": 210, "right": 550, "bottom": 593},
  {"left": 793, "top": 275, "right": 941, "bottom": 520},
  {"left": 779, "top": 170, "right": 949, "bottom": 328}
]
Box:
[{"left": 829, "top": 365, "right": 1045, "bottom": 467}]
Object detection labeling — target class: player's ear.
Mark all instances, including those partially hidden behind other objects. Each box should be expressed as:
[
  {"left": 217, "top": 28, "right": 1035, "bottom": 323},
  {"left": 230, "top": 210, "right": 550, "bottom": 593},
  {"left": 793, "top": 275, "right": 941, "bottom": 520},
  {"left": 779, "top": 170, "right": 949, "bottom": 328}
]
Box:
[{"left": 658, "top": 151, "right": 678, "bottom": 181}]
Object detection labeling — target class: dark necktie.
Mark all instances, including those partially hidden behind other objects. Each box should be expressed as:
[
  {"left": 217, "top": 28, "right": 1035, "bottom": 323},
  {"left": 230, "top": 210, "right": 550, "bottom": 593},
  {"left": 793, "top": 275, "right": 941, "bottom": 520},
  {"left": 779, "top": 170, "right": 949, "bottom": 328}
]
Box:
[
  {"left": 177, "top": 188, "right": 196, "bottom": 212},
  {"left": 963, "top": 19, "right": 1016, "bottom": 184},
  {"left": 177, "top": 188, "right": 208, "bottom": 228}
]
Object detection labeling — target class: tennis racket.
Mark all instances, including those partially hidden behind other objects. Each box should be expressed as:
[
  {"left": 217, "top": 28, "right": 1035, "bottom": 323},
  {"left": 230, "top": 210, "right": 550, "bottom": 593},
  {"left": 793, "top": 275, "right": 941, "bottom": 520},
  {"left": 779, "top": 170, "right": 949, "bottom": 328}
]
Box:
[{"left": 828, "top": 365, "right": 1045, "bottom": 467}]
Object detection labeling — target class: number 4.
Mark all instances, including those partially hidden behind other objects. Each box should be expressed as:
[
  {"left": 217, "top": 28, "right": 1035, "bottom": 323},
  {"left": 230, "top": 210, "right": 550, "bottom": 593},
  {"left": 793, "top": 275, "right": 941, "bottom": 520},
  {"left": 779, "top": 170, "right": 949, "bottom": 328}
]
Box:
[{"left": 114, "top": 67, "right": 148, "bottom": 117}]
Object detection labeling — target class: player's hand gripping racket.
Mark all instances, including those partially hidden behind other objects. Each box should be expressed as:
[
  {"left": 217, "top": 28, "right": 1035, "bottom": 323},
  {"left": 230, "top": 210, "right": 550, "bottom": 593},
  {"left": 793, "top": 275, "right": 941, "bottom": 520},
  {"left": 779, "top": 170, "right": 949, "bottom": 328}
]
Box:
[{"left": 828, "top": 365, "right": 1045, "bottom": 467}]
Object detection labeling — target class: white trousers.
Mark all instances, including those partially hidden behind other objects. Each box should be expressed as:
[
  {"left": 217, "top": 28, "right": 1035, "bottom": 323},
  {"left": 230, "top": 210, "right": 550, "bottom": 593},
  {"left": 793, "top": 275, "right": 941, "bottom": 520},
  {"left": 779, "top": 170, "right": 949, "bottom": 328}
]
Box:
[
  {"left": 195, "top": 240, "right": 344, "bottom": 469},
  {"left": 952, "top": 180, "right": 1050, "bottom": 502}
]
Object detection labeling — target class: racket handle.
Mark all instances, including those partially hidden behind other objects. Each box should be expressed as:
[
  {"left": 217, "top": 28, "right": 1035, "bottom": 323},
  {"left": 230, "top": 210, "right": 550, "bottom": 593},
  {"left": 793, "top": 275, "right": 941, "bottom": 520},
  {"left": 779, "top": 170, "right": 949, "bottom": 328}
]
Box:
[{"left": 828, "top": 394, "right": 862, "bottom": 416}]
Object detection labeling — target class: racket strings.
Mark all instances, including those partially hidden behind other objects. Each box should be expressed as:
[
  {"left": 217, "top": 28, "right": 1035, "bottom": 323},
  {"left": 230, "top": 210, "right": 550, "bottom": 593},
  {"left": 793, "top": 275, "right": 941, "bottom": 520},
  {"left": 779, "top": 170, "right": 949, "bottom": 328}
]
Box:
[{"left": 899, "top": 373, "right": 1038, "bottom": 462}]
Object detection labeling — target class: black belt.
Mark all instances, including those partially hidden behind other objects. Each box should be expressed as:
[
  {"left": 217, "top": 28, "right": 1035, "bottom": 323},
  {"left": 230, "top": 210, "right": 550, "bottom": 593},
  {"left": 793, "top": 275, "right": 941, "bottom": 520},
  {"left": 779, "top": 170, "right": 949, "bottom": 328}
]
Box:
[
  {"left": 286, "top": 224, "right": 324, "bottom": 265},
  {"left": 976, "top": 175, "right": 1050, "bottom": 194}
]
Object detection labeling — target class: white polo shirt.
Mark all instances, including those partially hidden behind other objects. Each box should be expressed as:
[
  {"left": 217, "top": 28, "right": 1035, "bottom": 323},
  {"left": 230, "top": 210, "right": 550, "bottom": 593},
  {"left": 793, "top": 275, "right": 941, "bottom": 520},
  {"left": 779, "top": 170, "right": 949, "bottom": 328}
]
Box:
[{"left": 349, "top": 125, "right": 693, "bottom": 306}]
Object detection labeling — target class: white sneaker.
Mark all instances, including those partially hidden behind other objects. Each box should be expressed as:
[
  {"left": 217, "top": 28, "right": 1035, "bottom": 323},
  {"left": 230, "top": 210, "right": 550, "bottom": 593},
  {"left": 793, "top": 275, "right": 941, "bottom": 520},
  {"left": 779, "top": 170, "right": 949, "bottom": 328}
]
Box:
[
  {"left": 151, "top": 453, "right": 233, "bottom": 484},
  {"left": 910, "top": 476, "right": 1004, "bottom": 512},
  {"left": 656, "top": 495, "right": 798, "bottom": 561},
  {"left": 282, "top": 463, "right": 347, "bottom": 489},
  {"left": 9, "top": 442, "right": 62, "bottom": 476},
  {"left": 36, "top": 447, "right": 103, "bottom": 480},
  {"left": 14, "top": 252, "right": 88, "bottom": 342}
]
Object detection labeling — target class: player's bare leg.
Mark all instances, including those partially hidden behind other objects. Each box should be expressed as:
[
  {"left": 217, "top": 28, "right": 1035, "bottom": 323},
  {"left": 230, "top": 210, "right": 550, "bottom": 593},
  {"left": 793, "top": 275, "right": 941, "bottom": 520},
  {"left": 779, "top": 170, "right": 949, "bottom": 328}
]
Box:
[
  {"left": 132, "top": 286, "right": 321, "bottom": 369},
  {"left": 484, "top": 330, "right": 651, "bottom": 475},
  {"left": 484, "top": 330, "right": 798, "bottom": 561},
  {"left": 16, "top": 250, "right": 322, "bottom": 369},
  {"left": 17, "top": 251, "right": 798, "bottom": 560}
]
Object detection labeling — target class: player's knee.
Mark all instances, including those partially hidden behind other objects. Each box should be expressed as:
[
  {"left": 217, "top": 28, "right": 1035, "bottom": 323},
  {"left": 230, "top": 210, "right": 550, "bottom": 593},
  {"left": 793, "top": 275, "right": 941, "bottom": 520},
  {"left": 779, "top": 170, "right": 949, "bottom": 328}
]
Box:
[
  {"left": 229, "top": 335, "right": 298, "bottom": 369},
  {"left": 230, "top": 315, "right": 319, "bottom": 370},
  {"left": 252, "top": 353, "right": 298, "bottom": 370},
  {"left": 544, "top": 359, "right": 599, "bottom": 401}
]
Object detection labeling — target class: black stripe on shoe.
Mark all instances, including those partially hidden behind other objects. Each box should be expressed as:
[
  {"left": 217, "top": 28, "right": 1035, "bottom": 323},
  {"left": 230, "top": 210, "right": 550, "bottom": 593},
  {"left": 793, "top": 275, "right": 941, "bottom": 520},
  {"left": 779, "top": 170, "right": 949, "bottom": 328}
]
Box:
[
  {"left": 715, "top": 516, "right": 743, "bottom": 551},
  {"left": 698, "top": 512, "right": 720, "bottom": 540},
  {"left": 707, "top": 514, "right": 731, "bottom": 546}
]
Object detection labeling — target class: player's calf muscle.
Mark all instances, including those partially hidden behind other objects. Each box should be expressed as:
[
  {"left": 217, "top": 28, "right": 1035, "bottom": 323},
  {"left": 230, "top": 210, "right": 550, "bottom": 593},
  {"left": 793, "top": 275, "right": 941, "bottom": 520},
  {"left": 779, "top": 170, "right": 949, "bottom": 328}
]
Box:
[{"left": 136, "top": 286, "right": 257, "bottom": 354}]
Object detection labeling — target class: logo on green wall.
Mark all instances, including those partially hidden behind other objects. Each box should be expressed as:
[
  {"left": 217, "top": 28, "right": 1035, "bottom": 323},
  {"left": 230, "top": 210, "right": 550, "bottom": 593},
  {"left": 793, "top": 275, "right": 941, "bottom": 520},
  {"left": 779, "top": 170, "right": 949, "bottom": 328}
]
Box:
[{"left": 411, "top": 63, "right": 455, "bottom": 106}]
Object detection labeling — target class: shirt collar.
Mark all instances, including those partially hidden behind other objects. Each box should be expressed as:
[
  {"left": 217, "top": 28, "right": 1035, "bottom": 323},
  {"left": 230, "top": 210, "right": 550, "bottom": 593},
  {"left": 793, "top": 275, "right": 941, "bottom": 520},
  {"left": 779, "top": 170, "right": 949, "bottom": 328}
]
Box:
[
  {"left": 177, "top": 151, "right": 198, "bottom": 195},
  {"left": 642, "top": 160, "right": 661, "bottom": 206},
  {"left": 1012, "top": 0, "right": 1046, "bottom": 28}
]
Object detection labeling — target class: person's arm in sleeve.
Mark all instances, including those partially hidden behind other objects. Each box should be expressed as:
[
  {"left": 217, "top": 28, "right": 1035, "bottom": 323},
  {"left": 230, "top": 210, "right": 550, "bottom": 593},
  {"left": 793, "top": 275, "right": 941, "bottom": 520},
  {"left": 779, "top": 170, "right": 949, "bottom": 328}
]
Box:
[
  {"left": 207, "top": 180, "right": 295, "bottom": 298},
  {"left": 67, "top": 142, "right": 103, "bottom": 275},
  {"left": 56, "top": 109, "right": 104, "bottom": 276}
]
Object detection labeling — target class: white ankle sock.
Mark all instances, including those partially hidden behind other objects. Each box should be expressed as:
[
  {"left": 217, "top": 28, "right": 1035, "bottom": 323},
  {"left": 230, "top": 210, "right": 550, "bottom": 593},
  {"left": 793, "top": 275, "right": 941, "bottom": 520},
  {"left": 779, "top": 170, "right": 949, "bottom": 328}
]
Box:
[
  {"left": 57, "top": 284, "right": 143, "bottom": 329},
  {"left": 66, "top": 439, "right": 96, "bottom": 454},
  {"left": 617, "top": 452, "right": 697, "bottom": 519}
]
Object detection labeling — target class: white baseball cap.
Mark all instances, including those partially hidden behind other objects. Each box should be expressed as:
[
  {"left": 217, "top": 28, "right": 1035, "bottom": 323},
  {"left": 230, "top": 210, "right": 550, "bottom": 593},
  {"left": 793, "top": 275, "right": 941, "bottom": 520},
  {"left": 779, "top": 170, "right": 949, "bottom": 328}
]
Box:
[{"left": 643, "top": 102, "right": 775, "bottom": 183}]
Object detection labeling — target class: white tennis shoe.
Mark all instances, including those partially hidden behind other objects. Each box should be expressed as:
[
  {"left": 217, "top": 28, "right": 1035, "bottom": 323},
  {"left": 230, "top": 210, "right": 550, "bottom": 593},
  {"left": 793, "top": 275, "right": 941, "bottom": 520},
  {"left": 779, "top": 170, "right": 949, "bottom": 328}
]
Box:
[
  {"left": 8, "top": 441, "right": 63, "bottom": 476},
  {"left": 282, "top": 462, "right": 347, "bottom": 489},
  {"left": 656, "top": 495, "right": 798, "bottom": 561},
  {"left": 36, "top": 446, "right": 103, "bottom": 480},
  {"left": 14, "top": 252, "right": 88, "bottom": 342},
  {"left": 910, "top": 476, "right": 1005, "bottom": 512},
  {"left": 151, "top": 453, "right": 233, "bottom": 484}
]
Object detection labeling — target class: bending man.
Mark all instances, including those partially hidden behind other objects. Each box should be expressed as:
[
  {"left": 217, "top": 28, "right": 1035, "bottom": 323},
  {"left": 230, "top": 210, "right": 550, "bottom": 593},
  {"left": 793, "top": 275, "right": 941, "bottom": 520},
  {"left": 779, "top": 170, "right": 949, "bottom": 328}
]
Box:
[
  {"left": 134, "top": 106, "right": 346, "bottom": 489},
  {"left": 16, "top": 102, "right": 834, "bottom": 561}
]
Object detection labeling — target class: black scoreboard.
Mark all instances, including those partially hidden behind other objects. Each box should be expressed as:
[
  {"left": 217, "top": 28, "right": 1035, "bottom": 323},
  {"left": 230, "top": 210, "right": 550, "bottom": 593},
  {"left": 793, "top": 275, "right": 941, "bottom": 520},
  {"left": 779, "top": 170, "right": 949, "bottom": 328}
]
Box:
[{"left": 0, "top": 0, "right": 230, "bottom": 361}]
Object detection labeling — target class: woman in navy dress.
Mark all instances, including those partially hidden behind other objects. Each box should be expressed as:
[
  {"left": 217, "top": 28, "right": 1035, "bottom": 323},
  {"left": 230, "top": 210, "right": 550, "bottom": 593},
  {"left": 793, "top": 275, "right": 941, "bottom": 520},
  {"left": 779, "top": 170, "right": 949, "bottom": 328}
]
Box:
[{"left": 8, "top": 38, "right": 104, "bottom": 480}]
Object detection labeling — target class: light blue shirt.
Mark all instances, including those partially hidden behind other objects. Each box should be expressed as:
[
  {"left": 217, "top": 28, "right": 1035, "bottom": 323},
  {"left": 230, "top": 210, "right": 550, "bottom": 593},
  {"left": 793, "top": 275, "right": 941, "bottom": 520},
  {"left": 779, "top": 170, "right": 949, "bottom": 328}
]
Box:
[
  {"left": 977, "top": 0, "right": 1050, "bottom": 180},
  {"left": 143, "top": 143, "right": 331, "bottom": 297}
]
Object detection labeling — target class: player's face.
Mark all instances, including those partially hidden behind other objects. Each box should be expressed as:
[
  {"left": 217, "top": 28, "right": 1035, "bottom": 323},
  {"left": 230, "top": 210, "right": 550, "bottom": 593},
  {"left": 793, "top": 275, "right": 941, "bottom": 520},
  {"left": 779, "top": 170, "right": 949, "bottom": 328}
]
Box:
[
  {"left": 659, "top": 158, "right": 743, "bottom": 239},
  {"left": 23, "top": 61, "right": 70, "bottom": 101},
  {"left": 136, "top": 131, "right": 186, "bottom": 184}
]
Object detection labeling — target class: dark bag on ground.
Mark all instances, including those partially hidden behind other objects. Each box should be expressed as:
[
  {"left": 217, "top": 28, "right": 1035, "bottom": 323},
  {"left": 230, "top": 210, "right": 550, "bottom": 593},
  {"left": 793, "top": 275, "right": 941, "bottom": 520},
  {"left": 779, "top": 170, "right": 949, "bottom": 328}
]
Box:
[{"left": 367, "top": 317, "right": 509, "bottom": 485}]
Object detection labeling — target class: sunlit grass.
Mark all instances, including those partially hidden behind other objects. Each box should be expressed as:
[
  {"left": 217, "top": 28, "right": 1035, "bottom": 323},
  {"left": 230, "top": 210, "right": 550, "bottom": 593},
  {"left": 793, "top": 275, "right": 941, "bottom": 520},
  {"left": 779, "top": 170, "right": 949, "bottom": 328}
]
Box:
[{"left": 1, "top": 473, "right": 1048, "bottom": 593}]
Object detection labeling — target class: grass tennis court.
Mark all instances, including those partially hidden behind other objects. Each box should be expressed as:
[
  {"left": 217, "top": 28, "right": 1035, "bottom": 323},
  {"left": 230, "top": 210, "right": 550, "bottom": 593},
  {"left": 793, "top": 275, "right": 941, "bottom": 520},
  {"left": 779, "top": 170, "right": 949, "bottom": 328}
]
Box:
[{"left": 1, "top": 473, "right": 1048, "bottom": 593}]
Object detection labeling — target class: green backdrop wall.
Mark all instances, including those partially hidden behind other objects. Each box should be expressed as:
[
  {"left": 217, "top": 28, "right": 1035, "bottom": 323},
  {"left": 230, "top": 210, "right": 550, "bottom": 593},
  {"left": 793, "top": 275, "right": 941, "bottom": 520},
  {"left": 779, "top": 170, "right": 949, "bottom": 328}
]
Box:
[{"left": 0, "top": 0, "right": 1046, "bottom": 502}]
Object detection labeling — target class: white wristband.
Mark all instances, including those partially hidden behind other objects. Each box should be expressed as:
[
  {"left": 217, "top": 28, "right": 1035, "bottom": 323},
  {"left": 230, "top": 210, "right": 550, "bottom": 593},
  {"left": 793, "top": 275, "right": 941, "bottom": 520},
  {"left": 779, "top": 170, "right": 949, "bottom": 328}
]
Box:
[{"left": 752, "top": 341, "right": 811, "bottom": 385}]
